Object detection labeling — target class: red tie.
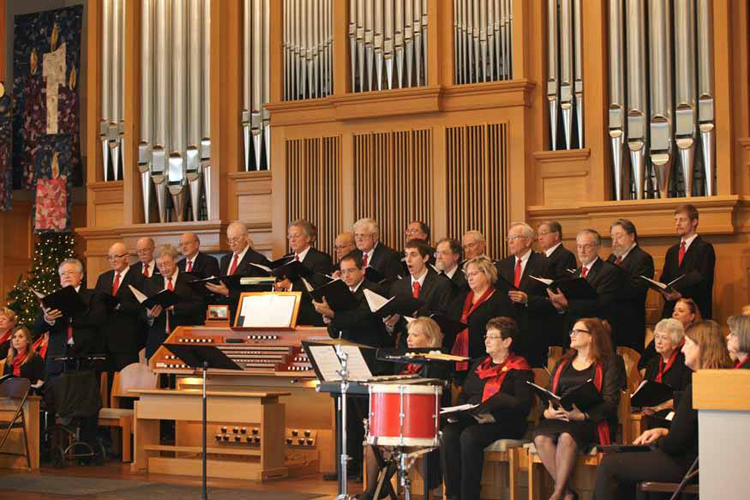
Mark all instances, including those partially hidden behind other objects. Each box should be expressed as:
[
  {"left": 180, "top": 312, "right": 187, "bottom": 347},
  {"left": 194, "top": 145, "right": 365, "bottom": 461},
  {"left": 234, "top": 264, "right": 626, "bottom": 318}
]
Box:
[
  {"left": 362, "top": 253, "right": 369, "bottom": 268},
  {"left": 412, "top": 281, "right": 421, "bottom": 299},
  {"left": 615, "top": 256, "right": 622, "bottom": 266},
  {"left": 187, "top": 260, "right": 193, "bottom": 272},
  {"left": 112, "top": 272, "right": 121, "bottom": 296},
  {"left": 67, "top": 324, "right": 74, "bottom": 342},
  {"left": 142, "top": 264, "right": 149, "bottom": 278},
  {"left": 513, "top": 259, "right": 522, "bottom": 288},
  {"left": 229, "top": 254, "right": 240, "bottom": 275},
  {"left": 581, "top": 266, "right": 589, "bottom": 279},
  {"left": 295, "top": 254, "right": 300, "bottom": 261},
  {"left": 167, "top": 277, "right": 174, "bottom": 291},
  {"left": 678, "top": 241, "right": 686, "bottom": 266}
]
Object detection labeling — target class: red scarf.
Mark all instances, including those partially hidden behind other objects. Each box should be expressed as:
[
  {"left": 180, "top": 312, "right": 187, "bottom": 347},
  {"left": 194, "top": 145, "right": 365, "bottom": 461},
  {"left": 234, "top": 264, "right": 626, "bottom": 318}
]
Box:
[
  {"left": 32, "top": 333, "right": 49, "bottom": 359},
  {"left": 11, "top": 350, "right": 28, "bottom": 377},
  {"left": 655, "top": 347, "right": 682, "bottom": 383},
  {"left": 551, "top": 359, "right": 611, "bottom": 446},
  {"left": 451, "top": 288, "right": 495, "bottom": 370},
  {"left": 401, "top": 363, "right": 422, "bottom": 375},
  {"left": 0, "top": 328, "right": 12, "bottom": 345},
  {"left": 476, "top": 354, "right": 531, "bottom": 402},
  {"left": 735, "top": 355, "right": 750, "bottom": 369}
]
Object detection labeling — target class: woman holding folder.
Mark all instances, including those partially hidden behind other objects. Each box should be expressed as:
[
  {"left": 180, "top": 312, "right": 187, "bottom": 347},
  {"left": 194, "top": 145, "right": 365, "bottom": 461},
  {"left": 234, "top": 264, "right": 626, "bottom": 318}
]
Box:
[
  {"left": 532, "top": 317, "right": 620, "bottom": 500},
  {"left": 441, "top": 317, "right": 533, "bottom": 500},
  {"left": 727, "top": 314, "right": 750, "bottom": 368},
  {"left": 594, "top": 320, "right": 732, "bottom": 499}
]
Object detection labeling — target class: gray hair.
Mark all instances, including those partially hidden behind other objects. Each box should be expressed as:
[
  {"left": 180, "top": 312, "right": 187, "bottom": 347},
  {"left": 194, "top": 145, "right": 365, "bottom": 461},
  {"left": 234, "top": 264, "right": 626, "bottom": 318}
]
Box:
[
  {"left": 289, "top": 219, "right": 316, "bottom": 239},
  {"left": 577, "top": 229, "right": 602, "bottom": 247},
  {"left": 654, "top": 318, "right": 685, "bottom": 345},
  {"left": 509, "top": 222, "right": 535, "bottom": 239},
  {"left": 463, "top": 230, "right": 485, "bottom": 244},
  {"left": 354, "top": 218, "right": 380, "bottom": 236},
  {"left": 610, "top": 219, "right": 638, "bottom": 241},
  {"left": 155, "top": 244, "right": 180, "bottom": 261},
  {"left": 58, "top": 258, "right": 84, "bottom": 275}
]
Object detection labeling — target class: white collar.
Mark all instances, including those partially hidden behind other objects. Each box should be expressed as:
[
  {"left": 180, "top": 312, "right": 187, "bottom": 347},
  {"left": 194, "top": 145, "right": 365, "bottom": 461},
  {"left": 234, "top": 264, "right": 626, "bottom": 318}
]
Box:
[
  {"left": 163, "top": 269, "right": 179, "bottom": 286},
  {"left": 411, "top": 267, "right": 429, "bottom": 287},
  {"left": 681, "top": 234, "right": 698, "bottom": 251},
  {"left": 545, "top": 242, "right": 562, "bottom": 258},
  {"left": 350, "top": 279, "right": 365, "bottom": 293},
  {"left": 114, "top": 266, "right": 130, "bottom": 280},
  {"left": 515, "top": 249, "right": 532, "bottom": 265},
  {"left": 295, "top": 246, "right": 311, "bottom": 262}
]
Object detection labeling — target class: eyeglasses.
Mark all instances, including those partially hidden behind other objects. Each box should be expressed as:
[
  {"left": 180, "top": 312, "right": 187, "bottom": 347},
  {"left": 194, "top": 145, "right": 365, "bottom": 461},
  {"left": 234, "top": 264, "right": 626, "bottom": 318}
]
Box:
[
  {"left": 136, "top": 248, "right": 153, "bottom": 255},
  {"left": 404, "top": 229, "right": 423, "bottom": 235},
  {"left": 107, "top": 254, "right": 127, "bottom": 260},
  {"left": 576, "top": 244, "right": 596, "bottom": 251},
  {"left": 506, "top": 235, "right": 526, "bottom": 242},
  {"left": 227, "top": 237, "right": 245, "bottom": 244},
  {"left": 569, "top": 328, "right": 591, "bottom": 336},
  {"left": 484, "top": 334, "right": 503, "bottom": 341},
  {"left": 537, "top": 230, "right": 553, "bottom": 236},
  {"left": 354, "top": 233, "right": 374, "bottom": 239}
]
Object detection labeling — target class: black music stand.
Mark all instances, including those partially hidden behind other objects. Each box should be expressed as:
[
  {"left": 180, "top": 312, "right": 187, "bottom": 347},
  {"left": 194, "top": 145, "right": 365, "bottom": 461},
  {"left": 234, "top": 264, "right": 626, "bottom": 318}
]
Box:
[{"left": 163, "top": 344, "right": 242, "bottom": 500}]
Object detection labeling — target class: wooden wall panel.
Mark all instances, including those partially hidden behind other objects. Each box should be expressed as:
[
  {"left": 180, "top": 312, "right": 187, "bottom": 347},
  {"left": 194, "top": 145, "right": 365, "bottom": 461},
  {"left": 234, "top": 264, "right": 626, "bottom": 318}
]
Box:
[
  {"left": 285, "top": 136, "right": 342, "bottom": 257},
  {"left": 352, "top": 129, "right": 433, "bottom": 250},
  {"left": 446, "top": 123, "right": 510, "bottom": 259}
]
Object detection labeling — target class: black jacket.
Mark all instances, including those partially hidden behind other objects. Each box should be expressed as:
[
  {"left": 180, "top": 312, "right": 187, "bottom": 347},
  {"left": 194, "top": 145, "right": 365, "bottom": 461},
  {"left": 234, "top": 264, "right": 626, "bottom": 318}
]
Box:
[
  {"left": 644, "top": 351, "right": 693, "bottom": 393},
  {"left": 218, "top": 246, "right": 273, "bottom": 321},
  {"left": 390, "top": 268, "right": 454, "bottom": 317},
  {"left": 496, "top": 252, "right": 556, "bottom": 367},
  {"left": 131, "top": 261, "right": 160, "bottom": 278},
  {"left": 359, "top": 243, "right": 403, "bottom": 287},
  {"left": 177, "top": 252, "right": 221, "bottom": 279},
  {"left": 447, "top": 267, "right": 468, "bottom": 296},
  {"left": 447, "top": 289, "right": 517, "bottom": 360},
  {"left": 546, "top": 244, "right": 578, "bottom": 280},
  {"left": 3, "top": 353, "right": 45, "bottom": 383},
  {"left": 565, "top": 258, "right": 624, "bottom": 345},
  {"left": 607, "top": 245, "right": 655, "bottom": 352},
  {"left": 327, "top": 279, "right": 392, "bottom": 348},
  {"left": 288, "top": 248, "right": 334, "bottom": 326},
  {"left": 548, "top": 355, "right": 621, "bottom": 426},
  {"left": 656, "top": 383, "right": 698, "bottom": 467},
  {"left": 94, "top": 268, "right": 147, "bottom": 355},
  {"left": 660, "top": 236, "right": 716, "bottom": 319}
]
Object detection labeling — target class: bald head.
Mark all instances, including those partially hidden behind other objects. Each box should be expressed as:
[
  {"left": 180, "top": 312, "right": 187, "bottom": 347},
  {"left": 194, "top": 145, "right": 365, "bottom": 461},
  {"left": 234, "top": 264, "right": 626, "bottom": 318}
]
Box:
[
  {"left": 136, "top": 237, "right": 155, "bottom": 264},
  {"left": 334, "top": 232, "right": 356, "bottom": 262},
  {"left": 227, "top": 221, "right": 250, "bottom": 255},
  {"left": 108, "top": 242, "right": 129, "bottom": 272},
  {"left": 179, "top": 232, "right": 200, "bottom": 258}
]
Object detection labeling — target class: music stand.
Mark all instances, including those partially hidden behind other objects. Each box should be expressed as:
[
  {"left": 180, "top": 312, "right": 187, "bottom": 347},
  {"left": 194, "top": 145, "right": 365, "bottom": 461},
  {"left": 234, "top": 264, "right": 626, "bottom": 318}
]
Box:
[{"left": 163, "top": 344, "right": 242, "bottom": 500}]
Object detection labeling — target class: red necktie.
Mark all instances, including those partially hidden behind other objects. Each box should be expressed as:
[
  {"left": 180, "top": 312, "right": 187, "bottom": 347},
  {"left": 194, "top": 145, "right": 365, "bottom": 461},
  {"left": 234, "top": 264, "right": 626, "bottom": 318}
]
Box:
[
  {"left": 581, "top": 266, "right": 589, "bottom": 279},
  {"left": 362, "top": 253, "right": 369, "bottom": 268},
  {"left": 295, "top": 254, "right": 300, "bottom": 261},
  {"left": 412, "top": 281, "right": 421, "bottom": 298},
  {"left": 187, "top": 260, "right": 193, "bottom": 272},
  {"left": 112, "top": 272, "right": 121, "bottom": 296},
  {"left": 167, "top": 277, "right": 174, "bottom": 291},
  {"left": 678, "top": 241, "right": 686, "bottom": 266},
  {"left": 615, "top": 256, "right": 622, "bottom": 265},
  {"left": 229, "top": 254, "right": 240, "bottom": 275},
  {"left": 513, "top": 259, "right": 522, "bottom": 288},
  {"left": 142, "top": 265, "right": 149, "bottom": 278},
  {"left": 67, "top": 324, "right": 74, "bottom": 342}
]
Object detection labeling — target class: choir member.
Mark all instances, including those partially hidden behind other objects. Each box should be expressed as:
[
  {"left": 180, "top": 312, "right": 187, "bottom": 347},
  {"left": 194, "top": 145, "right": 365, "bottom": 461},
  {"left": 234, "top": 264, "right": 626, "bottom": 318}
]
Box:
[
  {"left": 3, "top": 327, "right": 45, "bottom": 384},
  {"left": 275, "top": 219, "right": 334, "bottom": 326},
  {"left": 606, "top": 219, "right": 654, "bottom": 352},
  {"left": 659, "top": 204, "right": 716, "bottom": 320},
  {"left": 0, "top": 307, "right": 18, "bottom": 359},
  {"left": 442, "top": 317, "right": 533, "bottom": 500},
  {"left": 496, "top": 222, "right": 555, "bottom": 367},
  {"left": 639, "top": 298, "right": 702, "bottom": 372},
  {"left": 131, "top": 237, "right": 158, "bottom": 278},
  {"left": 448, "top": 256, "right": 516, "bottom": 377},
  {"left": 547, "top": 230, "right": 624, "bottom": 347},
  {"left": 354, "top": 218, "right": 403, "bottom": 284},
  {"left": 640, "top": 319, "right": 692, "bottom": 421},
  {"left": 144, "top": 245, "right": 204, "bottom": 359},
  {"left": 94, "top": 242, "right": 146, "bottom": 371},
  {"left": 403, "top": 220, "right": 435, "bottom": 264},
  {"left": 177, "top": 232, "right": 220, "bottom": 279},
  {"left": 594, "top": 320, "right": 732, "bottom": 500},
  {"left": 435, "top": 237, "right": 467, "bottom": 293},
  {"left": 533, "top": 318, "right": 621, "bottom": 500},
  {"left": 332, "top": 231, "right": 356, "bottom": 272},
  {"left": 536, "top": 220, "right": 577, "bottom": 279},
  {"left": 727, "top": 314, "right": 750, "bottom": 369},
  {"left": 461, "top": 230, "right": 487, "bottom": 260}
]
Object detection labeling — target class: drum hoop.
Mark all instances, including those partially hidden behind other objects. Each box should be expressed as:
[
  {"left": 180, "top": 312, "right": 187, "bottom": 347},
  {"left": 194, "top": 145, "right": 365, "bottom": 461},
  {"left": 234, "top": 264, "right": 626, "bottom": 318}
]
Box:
[{"left": 367, "top": 383, "right": 443, "bottom": 395}]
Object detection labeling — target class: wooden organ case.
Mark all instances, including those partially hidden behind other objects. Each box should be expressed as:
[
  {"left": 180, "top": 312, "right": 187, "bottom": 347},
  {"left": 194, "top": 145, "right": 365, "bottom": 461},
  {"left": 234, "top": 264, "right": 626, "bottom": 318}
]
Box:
[{"left": 134, "top": 324, "right": 335, "bottom": 480}]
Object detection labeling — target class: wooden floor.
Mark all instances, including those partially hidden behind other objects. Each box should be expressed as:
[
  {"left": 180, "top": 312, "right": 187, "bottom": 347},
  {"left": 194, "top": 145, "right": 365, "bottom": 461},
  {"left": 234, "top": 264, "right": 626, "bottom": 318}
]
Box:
[{"left": 0, "top": 462, "right": 348, "bottom": 500}]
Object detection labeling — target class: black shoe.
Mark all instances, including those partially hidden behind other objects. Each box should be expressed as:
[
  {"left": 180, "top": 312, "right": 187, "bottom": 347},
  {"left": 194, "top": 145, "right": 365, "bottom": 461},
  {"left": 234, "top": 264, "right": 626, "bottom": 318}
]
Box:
[{"left": 353, "top": 494, "right": 373, "bottom": 500}]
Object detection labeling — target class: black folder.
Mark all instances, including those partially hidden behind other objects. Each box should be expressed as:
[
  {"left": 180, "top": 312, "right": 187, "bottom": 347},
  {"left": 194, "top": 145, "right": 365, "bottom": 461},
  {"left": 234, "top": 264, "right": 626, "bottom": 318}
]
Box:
[
  {"left": 527, "top": 380, "right": 603, "bottom": 411},
  {"left": 369, "top": 295, "right": 423, "bottom": 317},
  {"left": 251, "top": 258, "right": 311, "bottom": 281},
  {"left": 640, "top": 270, "right": 702, "bottom": 294},
  {"left": 35, "top": 285, "right": 86, "bottom": 316},
  {"left": 142, "top": 289, "right": 181, "bottom": 309},
  {"left": 495, "top": 273, "right": 520, "bottom": 293},
  {"left": 187, "top": 274, "right": 244, "bottom": 292},
  {"left": 164, "top": 343, "right": 242, "bottom": 371},
  {"left": 552, "top": 278, "right": 598, "bottom": 300},
  {"left": 306, "top": 278, "right": 357, "bottom": 312},
  {"left": 596, "top": 444, "right": 652, "bottom": 454},
  {"left": 630, "top": 380, "right": 674, "bottom": 408},
  {"left": 364, "top": 266, "right": 386, "bottom": 284}
]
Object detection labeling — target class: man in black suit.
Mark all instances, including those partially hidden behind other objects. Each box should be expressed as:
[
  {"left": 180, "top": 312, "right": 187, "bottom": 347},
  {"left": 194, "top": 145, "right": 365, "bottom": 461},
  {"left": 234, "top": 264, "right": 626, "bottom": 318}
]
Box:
[
  {"left": 659, "top": 204, "right": 716, "bottom": 320},
  {"left": 177, "top": 232, "right": 220, "bottom": 279},
  {"left": 403, "top": 220, "right": 436, "bottom": 264},
  {"left": 435, "top": 237, "right": 467, "bottom": 294},
  {"left": 548, "top": 229, "right": 624, "bottom": 347},
  {"left": 131, "top": 237, "right": 159, "bottom": 278},
  {"left": 497, "top": 222, "right": 555, "bottom": 367},
  {"left": 275, "top": 219, "right": 334, "bottom": 326},
  {"left": 607, "top": 219, "right": 655, "bottom": 352},
  {"left": 537, "top": 220, "right": 577, "bottom": 279},
  {"left": 461, "top": 230, "right": 488, "bottom": 260},
  {"left": 354, "top": 217, "right": 403, "bottom": 285},
  {"left": 144, "top": 245, "right": 205, "bottom": 360},
  {"left": 333, "top": 231, "right": 356, "bottom": 272},
  {"left": 94, "top": 242, "right": 146, "bottom": 372}
]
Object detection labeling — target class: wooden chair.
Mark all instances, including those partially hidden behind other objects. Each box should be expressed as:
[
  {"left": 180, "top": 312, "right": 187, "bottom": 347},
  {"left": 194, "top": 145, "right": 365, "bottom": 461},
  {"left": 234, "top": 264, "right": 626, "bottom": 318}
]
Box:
[
  {"left": 0, "top": 378, "right": 32, "bottom": 470},
  {"left": 98, "top": 362, "right": 158, "bottom": 462},
  {"left": 547, "top": 347, "right": 563, "bottom": 374},
  {"left": 616, "top": 346, "right": 643, "bottom": 393}
]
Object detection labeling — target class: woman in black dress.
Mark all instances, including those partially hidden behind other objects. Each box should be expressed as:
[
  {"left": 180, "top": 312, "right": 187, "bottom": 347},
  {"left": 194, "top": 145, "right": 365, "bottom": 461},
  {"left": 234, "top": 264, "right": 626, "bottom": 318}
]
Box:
[
  {"left": 727, "top": 314, "right": 750, "bottom": 369},
  {"left": 640, "top": 319, "right": 692, "bottom": 425},
  {"left": 639, "top": 298, "right": 701, "bottom": 372},
  {"left": 532, "top": 318, "right": 620, "bottom": 500},
  {"left": 594, "top": 320, "right": 733, "bottom": 499},
  {"left": 3, "top": 327, "right": 45, "bottom": 384},
  {"left": 442, "top": 316, "right": 533, "bottom": 500}
]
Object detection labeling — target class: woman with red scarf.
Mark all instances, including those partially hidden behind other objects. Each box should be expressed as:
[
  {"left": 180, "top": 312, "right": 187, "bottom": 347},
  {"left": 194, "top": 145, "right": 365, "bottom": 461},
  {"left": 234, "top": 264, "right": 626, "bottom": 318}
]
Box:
[
  {"left": 2, "top": 327, "right": 44, "bottom": 384},
  {"left": 640, "top": 319, "right": 692, "bottom": 426},
  {"left": 0, "top": 307, "right": 18, "bottom": 359},
  {"left": 532, "top": 318, "right": 620, "bottom": 500},
  {"left": 447, "top": 256, "right": 515, "bottom": 383},
  {"left": 727, "top": 314, "right": 750, "bottom": 369},
  {"left": 441, "top": 317, "right": 533, "bottom": 500}
]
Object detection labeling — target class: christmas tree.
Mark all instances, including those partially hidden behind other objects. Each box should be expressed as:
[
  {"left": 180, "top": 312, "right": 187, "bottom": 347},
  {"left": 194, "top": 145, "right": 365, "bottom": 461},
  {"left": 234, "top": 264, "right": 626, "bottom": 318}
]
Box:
[{"left": 5, "top": 231, "right": 77, "bottom": 329}]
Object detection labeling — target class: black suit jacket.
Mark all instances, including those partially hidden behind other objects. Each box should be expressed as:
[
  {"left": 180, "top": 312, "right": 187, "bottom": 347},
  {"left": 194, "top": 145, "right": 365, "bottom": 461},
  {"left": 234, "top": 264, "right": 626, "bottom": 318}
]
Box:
[
  {"left": 94, "top": 268, "right": 147, "bottom": 355},
  {"left": 496, "top": 252, "right": 556, "bottom": 367},
  {"left": 447, "top": 267, "right": 468, "bottom": 295},
  {"left": 360, "top": 243, "right": 403, "bottom": 287},
  {"left": 143, "top": 272, "right": 205, "bottom": 359},
  {"left": 218, "top": 246, "right": 273, "bottom": 321},
  {"left": 607, "top": 245, "right": 655, "bottom": 351},
  {"left": 177, "top": 252, "right": 221, "bottom": 280},
  {"left": 131, "top": 261, "right": 160, "bottom": 278},
  {"left": 287, "top": 247, "right": 334, "bottom": 326},
  {"left": 34, "top": 288, "right": 108, "bottom": 376},
  {"left": 565, "top": 258, "right": 624, "bottom": 345},
  {"left": 660, "top": 236, "right": 716, "bottom": 319},
  {"left": 545, "top": 244, "right": 578, "bottom": 280},
  {"left": 390, "top": 268, "right": 454, "bottom": 316},
  {"left": 447, "top": 289, "right": 517, "bottom": 361},
  {"left": 327, "top": 280, "right": 391, "bottom": 348}
]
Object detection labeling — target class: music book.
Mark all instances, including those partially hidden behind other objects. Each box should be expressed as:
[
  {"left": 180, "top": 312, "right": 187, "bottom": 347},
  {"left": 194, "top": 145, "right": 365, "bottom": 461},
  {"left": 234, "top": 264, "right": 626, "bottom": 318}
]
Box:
[
  {"left": 33, "top": 286, "right": 86, "bottom": 316},
  {"left": 529, "top": 276, "right": 598, "bottom": 300},
  {"left": 301, "top": 277, "right": 357, "bottom": 312},
  {"left": 302, "top": 340, "right": 378, "bottom": 382},
  {"left": 363, "top": 289, "right": 423, "bottom": 317},
  {"left": 640, "top": 271, "right": 702, "bottom": 294},
  {"left": 527, "top": 379, "right": 603, "bottom": 411},
  {"left": 128, "top": 284, "right": 180, "bottom": 309},
  {"left": 630, "top": 380, "right": 674, "bottom": 408},
  {"left": 364, "top": 266, "right": 386, "bottom": 284},
  {"left": 495, "top": 273, "right": 520, "bottom": 292},
  {"left": 234, "top": 292, "right": 300, "bottom": 329}
]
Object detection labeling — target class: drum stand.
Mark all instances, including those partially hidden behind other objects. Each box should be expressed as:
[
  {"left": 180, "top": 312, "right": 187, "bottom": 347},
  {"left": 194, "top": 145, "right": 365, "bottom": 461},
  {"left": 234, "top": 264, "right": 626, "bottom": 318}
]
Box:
[
  {"left": 335, "top": 345, "right": 352, "bottom": 500},
  {"left": 375, "top": 447, "right": 434, "bottom": 500}
]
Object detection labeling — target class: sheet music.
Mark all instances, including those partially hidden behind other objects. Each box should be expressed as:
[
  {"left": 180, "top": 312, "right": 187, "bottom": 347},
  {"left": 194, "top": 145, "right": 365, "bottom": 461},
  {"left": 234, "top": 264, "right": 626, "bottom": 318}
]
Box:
[
  {"left": 530, "top": 275, "right": 553, "bottom": 286},
  {"left": 239, "top": 294, "right": 297, "bottom": 327},
  {"left": 363, "top": 288, "right": 392, "bottom": 313},
  {"left": 339, "top": 345, "right": 373, "bottom": 381},
  {"left": 440, "top": 403, "right": 479, "bottom": 415},
  {"left": 308, "top": 346, "right": 343, "bottom": 381},
  {"left": 128, "top": 284, "right": 148, "bottom": 304}
]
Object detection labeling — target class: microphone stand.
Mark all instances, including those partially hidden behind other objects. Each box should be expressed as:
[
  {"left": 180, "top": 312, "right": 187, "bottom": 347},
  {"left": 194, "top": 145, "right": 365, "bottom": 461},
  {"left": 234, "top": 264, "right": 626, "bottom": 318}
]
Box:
[
  {"left": 201, "top": 360, "right": 208, "bottom": 500},
  {"left": 334, "top": 345, "right": 352, "bottom": 500}
]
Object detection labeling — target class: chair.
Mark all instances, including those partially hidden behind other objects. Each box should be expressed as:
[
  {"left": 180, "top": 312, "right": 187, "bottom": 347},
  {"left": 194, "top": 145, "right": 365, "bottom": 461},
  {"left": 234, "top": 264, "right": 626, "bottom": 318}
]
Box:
[
  {"left": 639, "top": 457, "right": 699, "bottom": 499},
  {"left": 547, "top": 347, "right": 563, "bottom": 374},
  {"left": 98, "top": 363, "right": 158, "bottom": 462},
  {"left": 616, "top": 346, "right": 643, "bottom": 393},
  {"left": 0, "top": 378, "right": 33, "bottom": 470}
]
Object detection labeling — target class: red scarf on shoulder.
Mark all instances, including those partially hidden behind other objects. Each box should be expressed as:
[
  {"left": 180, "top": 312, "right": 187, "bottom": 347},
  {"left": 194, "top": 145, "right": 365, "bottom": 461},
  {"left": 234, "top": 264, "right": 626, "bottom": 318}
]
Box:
[
  {"left": 11, "top": 350, "right": 28, "bottom": 377},
  {"left": 551, "top": 359, "right": 611, "bottom": 446},
  {"left": 32, "top": 333, "right": 49, "bottom": 359},
  {"left": 735, "top": 356, "right": 750, "bottom": 369},
  {"left": 655, "top": 345, "right": 682, "bottom": 383},
  {"left": 0, "top": 328, "right": 12, "bottom": 345},
  {"left": 475, "top": 354, "right": 531, "bottom": 402},
  {"left": 451, "top": 288, "right": 495, "bottom": 370}
]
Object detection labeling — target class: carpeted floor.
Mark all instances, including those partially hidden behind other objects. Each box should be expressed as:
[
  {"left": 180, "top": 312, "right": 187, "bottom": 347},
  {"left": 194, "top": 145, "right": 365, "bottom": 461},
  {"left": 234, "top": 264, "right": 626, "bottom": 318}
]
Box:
[{"left": 0, "top": 474, "right": 320, "bottom": 500}]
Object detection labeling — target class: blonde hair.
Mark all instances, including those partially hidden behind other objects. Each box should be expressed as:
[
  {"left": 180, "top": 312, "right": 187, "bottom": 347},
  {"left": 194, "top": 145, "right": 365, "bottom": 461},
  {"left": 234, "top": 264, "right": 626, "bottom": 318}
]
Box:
[
  {"left": 5, "top": 327, "right": 37, "bottom": 367},
  {"left": 0, "top": 307, "right": 17, "bottom": 325},
  {"left": 407, "top": 317, "right": 443, "bottom": 348},
  {"left": 462, "top": 256, "right": 498, "bottom": 285}
]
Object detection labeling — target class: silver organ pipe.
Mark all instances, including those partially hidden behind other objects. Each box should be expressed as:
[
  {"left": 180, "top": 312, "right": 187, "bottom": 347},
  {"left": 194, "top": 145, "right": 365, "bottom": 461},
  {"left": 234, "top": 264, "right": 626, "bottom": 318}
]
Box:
[
  {"left": 244, "top": 0, "right": 273, "bottom": 171},
  {"left": 101, "top": 0, "right": 111, "bottom": 182},
  {"left": 609, "top": 0, "right": 716, "bottom": 199},
  {"left": 169, "top": 0, "right": 187, "bottom": 222},
  {"left": 100, "top": 0, "right": 125, "bottom": 182},
  {"left": 284, "top": 0, "right": 333, "bottom": 100},
  {"left": 186, "top": 0, "right": 203, "bottom": 222},
  {"left": 546, "top": 0, "right": 558, "bottom": 152},
  {"left": 139, "top": 0, "right": 154, "bottom": 222},
  {"left": 201, "top": 0, "right": 212, "bottom": 219}
]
